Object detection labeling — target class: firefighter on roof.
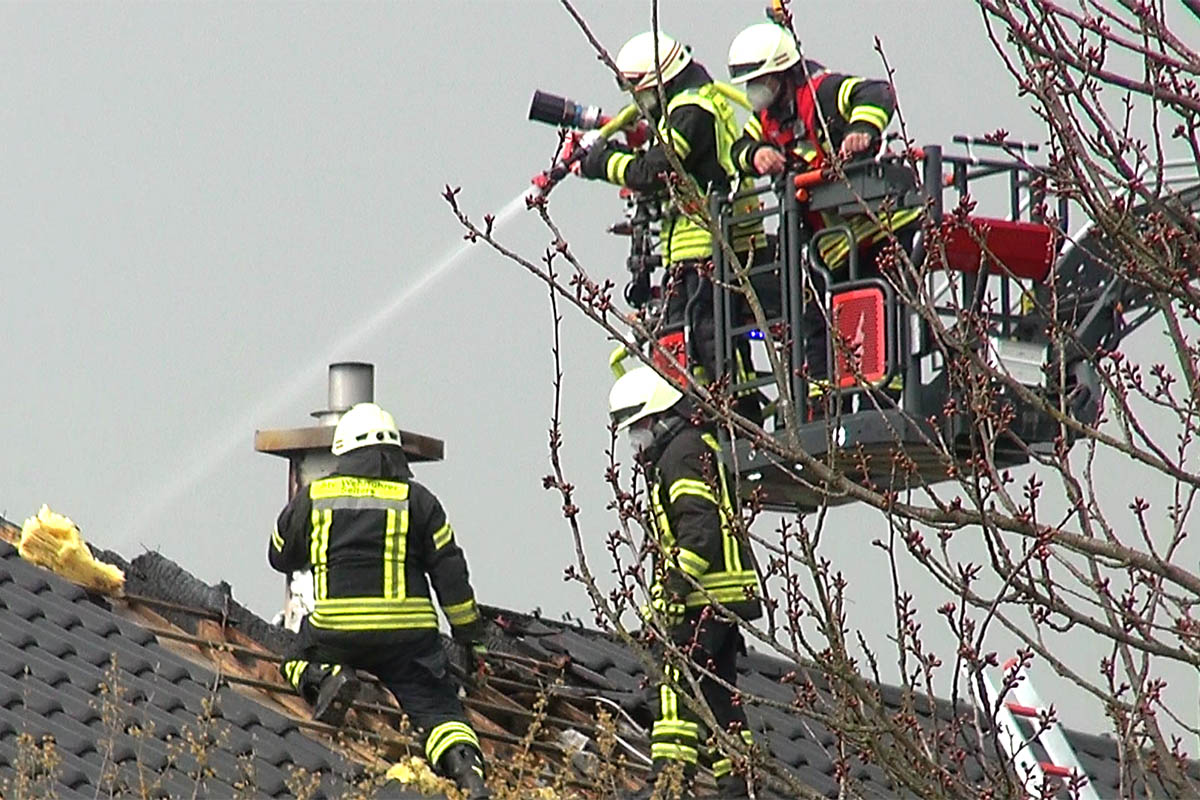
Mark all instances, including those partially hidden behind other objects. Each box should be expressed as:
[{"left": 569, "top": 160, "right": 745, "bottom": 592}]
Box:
[
  {"left": 269, "top": 402, "right": 491, "bottom": 799},
  {"left": 609, "top": 367, "right": 762, "bottom": 799},
  {"left": 578, "top": 31, "right": 765, "bottom": 387}
]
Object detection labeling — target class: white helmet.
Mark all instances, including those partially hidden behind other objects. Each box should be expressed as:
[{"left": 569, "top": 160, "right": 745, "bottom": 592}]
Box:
[
  {"left": 727, "top": 23, "right": 800, "bottom": 85},
  {"left": 615, "top": 31, "right": 693, "bottom": 92},
  {"left": 608, "top": 367, "right": 683, "bottom": 431},
  {"left": 332, "top": 402, "right": 401, "bottom": 455}
]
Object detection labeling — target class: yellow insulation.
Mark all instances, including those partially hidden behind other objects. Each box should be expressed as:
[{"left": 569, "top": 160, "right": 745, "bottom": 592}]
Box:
[
  {"left": 383, "top": 757, "right": 452, "bottom": 793},
  {"left": 18, "top": 505, "right": 125, "bottom": 595}
]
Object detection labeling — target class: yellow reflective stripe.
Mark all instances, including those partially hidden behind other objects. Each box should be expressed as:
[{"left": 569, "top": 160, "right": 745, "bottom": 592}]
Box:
[
  {"left": 651, "top": 743, "right": 699, "bottom": 763},
  {"left": 653, "top": 720, "right": 700, "bottom": 739},
  {"left": 675, "top": 548, "right": 710, "bottom": 578},
  {"left": 432, "top": 523, "right": 453, "bottom": 550},
  {"left": 817, "top": 214, "right": 881, "bottom": 267},
  {"left": 310, "top": 476, "right": 408, "bottom": 500},
  {"left": 271, "top": 524, "right": 285, "bottom": 552},
  {"left": 685, "top": 586, "right": 756, "bottom": 606},
  {"left": 668, "top": 478, "right": 718, "bottom": 505},
  {"left": 309, "top": 508, "right": 321, "bottom": 568},
  {"left": 660, "top": 671, "right": 680, "bottom": 723},
  {"left": 319, "top": 509, "right": 332, "bottom": 598},
  {"left": 662, "top": 221, "right": 714, "bottom": 264},
  {"left": 744, "top": 115, "right": 762, "bottom": 139},
  {"left": 818, "top": 207, "right": 921, "bottom": 269},
  {"left": 668, "top": 127, "right": 692, "bottom": 159},
  {"left": 837, "top": 77, "right": 863, "bottom": 118},
  {"left": 383, "top": 508, "right": 397, "bottom": 598},
  {"left": 283, "top": 659, "right": 308, "bottom": 687},
  {"left": 888, "top": 206, "right": 923, "bottom": 229},
  {"left": 607, "top": 151, "right": 634, "bottom": 185},
  {"left": 426, "top": 721, "right": 480, "bottom": 763},
  {"left": 711, "top": 758, "right": 733, "bottom": 778},
  {"left": 308, "top": 508, "right": 332, "bottom": 600},
  {"left": 315, "top": 596, "right": 434, "bottom": 610},
  {"left": 443, "top": 598, "right": 480, "bottom": 627},
  {"left": 724, "top": 528, "right": 737, "bottom": 578},
  {"left": 698, "top": 570, "right": 759, "bottom": 590},
  {"left": 848, "top": 104, "right": 889, "bottom": 131},
  {"left": 650, "top": 484, "right": 671, "bottom": 543},
  {"left": 700, "top": 432, "right": 746, "bottom": 577},
  {"left": 308, "top": 612, "right": 438, "bottom": 631}
]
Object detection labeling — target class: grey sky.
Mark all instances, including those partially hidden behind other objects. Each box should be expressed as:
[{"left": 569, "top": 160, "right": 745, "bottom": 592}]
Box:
[{"left": 4, "top": 1, "right": 1196, "bottom": 746}]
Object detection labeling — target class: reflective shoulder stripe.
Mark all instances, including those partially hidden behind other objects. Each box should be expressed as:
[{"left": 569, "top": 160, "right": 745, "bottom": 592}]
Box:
[
  {"left": 744, "top": 114, "right": 763, "bottom": 139},
  {"left": 432, "top": 522, "right": 454, "bottom": 550},
  {"left": 668, "top": 477, "right": 717, "bottom": 505},
  {"left": 848, "top": 104, "right": 889, "bottom": 131},
  {"left": 668, "top": 127, "right": 692, "bottom": 159},
  {"left": 442, "top": 597, "right": 480, "bottom": 627},
  {"left": 836, "top": 77, "right": 864, "bottom": 118},
  {"left": 271, "top": 523, "right": 285, "bottom": 552}
]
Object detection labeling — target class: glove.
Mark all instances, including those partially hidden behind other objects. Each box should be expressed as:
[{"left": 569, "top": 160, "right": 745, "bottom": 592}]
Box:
[
  {"left": 579, "top": 139, "right": 613, "bottom": 180},
  {"left": 459, "top": 641, "right": 488, "bottom": 673},
  {"left": 641, "top": 585, "right": 686, "bottom": 629}
]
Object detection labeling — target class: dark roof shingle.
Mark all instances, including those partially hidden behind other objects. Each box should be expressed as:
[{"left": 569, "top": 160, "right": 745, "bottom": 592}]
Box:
[{"left": 0, "top": 541, "right": 360, "bottom": 799}]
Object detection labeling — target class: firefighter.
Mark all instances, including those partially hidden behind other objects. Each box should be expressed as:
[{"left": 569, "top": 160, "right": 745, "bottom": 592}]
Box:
[
  {"left": 728, "top": 22, "right": 921, "bottom": 389},
  {"left": 579, "top": 31, "right": 765, "bottom": 394},
  {"left": 269, "top": 402, "right": 491, "bottom": 800},
  {"left": 609, "top": 367, "right": 762, "bottom": 799}
]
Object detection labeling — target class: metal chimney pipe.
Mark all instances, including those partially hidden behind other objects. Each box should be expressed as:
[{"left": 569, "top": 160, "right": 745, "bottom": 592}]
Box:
[
  {"left": 328, "top": 361, "right": 374, "bottom": 412},
  {"left": 312, "top": 362, "right": 375, "bottom": 426}
]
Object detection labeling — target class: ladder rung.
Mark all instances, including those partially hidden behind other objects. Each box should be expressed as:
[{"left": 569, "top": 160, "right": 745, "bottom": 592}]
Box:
[
  {"left": 1004, "top": 702, "right": 1041, "bottom": 718},
  {"left": 1040, "top": 762, "right": 1073, "bottom": 778}
]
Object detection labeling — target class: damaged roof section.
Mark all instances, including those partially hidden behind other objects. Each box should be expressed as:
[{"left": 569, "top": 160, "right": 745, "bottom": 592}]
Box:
[
  {"left": 3, "top": 510, "right": 1195, "bottom": 799},
  {"left": 0, "top": 537, "right": 359, "bottom": 799}
]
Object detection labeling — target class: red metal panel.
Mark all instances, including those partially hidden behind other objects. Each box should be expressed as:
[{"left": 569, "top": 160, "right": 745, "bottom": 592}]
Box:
[
  {"left": 831, "top": 287, "right": 887, "bottom": 388},
  {"left": 941, "top": 217, "right": 1055, "bottom": 282}
]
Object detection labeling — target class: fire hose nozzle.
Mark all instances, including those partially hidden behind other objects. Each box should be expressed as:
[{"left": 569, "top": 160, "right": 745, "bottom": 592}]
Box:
[{"left": 529, "top": 90, "right": 606, "bottom": 130}]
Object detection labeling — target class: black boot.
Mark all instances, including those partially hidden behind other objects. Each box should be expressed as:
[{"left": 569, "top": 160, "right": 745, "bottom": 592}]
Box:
[
  {"left": 438, "top": 744, "right": 491, "bottom": 799},
  {"left": 311, "top": 669, "right": 359, "bottom": 727},
  {"left": 715, "top": 774, "right": 751, "bottom": 798}
]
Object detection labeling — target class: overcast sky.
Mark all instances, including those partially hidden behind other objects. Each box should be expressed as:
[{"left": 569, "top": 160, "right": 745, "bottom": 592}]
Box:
[{"left": 4, "top": 1, "right": 1197, "bottom": 747}]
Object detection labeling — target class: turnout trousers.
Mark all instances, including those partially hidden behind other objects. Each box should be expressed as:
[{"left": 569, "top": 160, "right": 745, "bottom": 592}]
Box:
[
  {"left": 281, "top": 621, "right": 482, "bottom": 765},
  {"left": 651, "top": 613, "right": 754, "bottom": 782}
]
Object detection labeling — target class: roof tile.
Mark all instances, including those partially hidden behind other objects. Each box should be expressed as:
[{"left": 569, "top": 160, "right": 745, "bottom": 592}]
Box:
[{"left": 0, "top": 541, "right": 355, "bottom": 798}]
